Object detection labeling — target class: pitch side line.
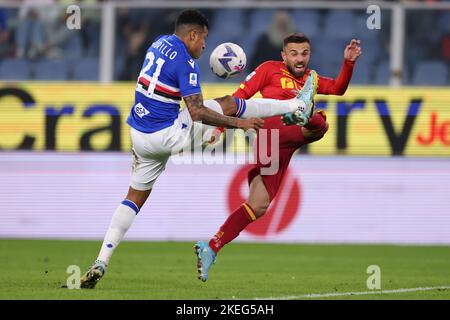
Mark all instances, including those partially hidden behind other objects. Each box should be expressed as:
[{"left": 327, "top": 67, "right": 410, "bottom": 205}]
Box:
[{"left": 254, "top": 286, "right": 450, "bottom": 300}]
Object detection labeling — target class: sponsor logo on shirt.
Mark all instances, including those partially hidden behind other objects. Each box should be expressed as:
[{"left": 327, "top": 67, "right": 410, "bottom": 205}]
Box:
[{"left": 134, "top": 102, "right": 150, "bottom": 118}]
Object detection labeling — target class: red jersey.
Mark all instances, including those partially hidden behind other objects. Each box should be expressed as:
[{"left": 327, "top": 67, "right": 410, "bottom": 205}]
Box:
[
  {"left": 233, "top": 59, "right": 355, "bottom": 100},
  {"left": 231, "top": 59, "right": 355, "bottom": 201}
]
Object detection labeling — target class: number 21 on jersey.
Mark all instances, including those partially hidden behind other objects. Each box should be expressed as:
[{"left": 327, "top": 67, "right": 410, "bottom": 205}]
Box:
[{"left": 138, "top": 51, "right": 165, "bottom": 96}]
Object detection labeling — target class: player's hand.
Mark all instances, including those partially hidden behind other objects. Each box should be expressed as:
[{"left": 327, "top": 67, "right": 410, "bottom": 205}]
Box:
[
  {"left": 344, "top": 39, "right": 362, "bottom": 62},
  {"left": 237, "top": 117, "right": 264, "bottom": 131}
]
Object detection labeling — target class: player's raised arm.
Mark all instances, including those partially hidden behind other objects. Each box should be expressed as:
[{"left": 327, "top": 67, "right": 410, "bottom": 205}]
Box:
[
  {"left": 183, "top": 93, "right": 264, "bottom": 131},
  {"left": 317, "top": 39, "right": 362, "bottom": 96},
  {"left": 344, "top": 39, "right": 362, "bottom": 62}
]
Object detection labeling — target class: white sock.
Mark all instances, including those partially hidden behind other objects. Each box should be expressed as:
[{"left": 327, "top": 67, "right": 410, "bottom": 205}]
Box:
[
  {"left": 96, "top": 200, "right": 139, "bottom": 265},
  {"left": 238, "top": 98, "right": 303, "bottom": 118}
]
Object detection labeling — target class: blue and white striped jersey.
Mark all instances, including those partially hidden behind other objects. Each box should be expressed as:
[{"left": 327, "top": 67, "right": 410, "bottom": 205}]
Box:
[{"left": 127, "top": 34, "right": 202, "bottom": 133}]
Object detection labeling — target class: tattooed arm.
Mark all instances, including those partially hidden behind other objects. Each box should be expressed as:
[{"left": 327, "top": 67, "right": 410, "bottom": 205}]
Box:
[{"left": 183, "top": 94, "right": 264, "bottom": 130}]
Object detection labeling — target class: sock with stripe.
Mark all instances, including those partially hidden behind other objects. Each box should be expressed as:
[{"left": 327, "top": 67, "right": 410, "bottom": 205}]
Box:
[
  {"left": 209, "top": 203, "right": 257, "bottom": 254},
  {"left": 235, "top": 97, "right": 300, "bottom": 118},
  {"left": 96, "top": 199, "right": 140, "bottom": 265}
]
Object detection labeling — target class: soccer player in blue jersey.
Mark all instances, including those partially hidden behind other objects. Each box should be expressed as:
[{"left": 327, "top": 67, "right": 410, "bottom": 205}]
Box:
[{"left": 80, "top": 9, "right": 317, "bottom": 288}]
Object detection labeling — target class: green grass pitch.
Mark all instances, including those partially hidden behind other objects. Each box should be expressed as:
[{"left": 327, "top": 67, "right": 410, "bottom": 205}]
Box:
[{"left": 0, "top": 239, "right": 449, "bottom": 300}]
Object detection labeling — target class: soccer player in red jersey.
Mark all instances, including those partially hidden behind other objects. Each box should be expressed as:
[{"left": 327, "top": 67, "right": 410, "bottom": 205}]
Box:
[{"left": 195, "top": 33, "right": 362, "bottom": 281}]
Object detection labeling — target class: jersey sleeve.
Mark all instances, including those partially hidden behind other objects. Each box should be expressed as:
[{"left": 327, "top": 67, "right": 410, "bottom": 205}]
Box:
[
  {"left": 317, "top": 59, "right": 355, "bottom": 96},
  {"left": 176, "top": 58, "right": 202, "bottom": 97},
  {"left": 233, "top": 61, "right": 271, "bottom": 99}
]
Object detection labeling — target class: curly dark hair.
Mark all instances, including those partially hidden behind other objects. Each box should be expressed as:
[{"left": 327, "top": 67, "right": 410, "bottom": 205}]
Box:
[{"left": 175, "top": 9, "right": 209, "bottom": 31}]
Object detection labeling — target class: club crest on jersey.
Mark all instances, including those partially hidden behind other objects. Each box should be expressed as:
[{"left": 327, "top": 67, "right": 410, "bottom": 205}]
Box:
[
  {"left": 189, "top": 73, "right": 198, "bottom": 86},
  {"left": 134, "top": 102, "right": 150, "bottom": 118}
]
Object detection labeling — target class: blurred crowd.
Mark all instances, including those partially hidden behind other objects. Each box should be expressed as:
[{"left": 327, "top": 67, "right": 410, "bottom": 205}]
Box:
[
  {"left": 0, "top": 0, "right": 100, "bottom": 60},
  {"left": 0, "top": 1, "right": 449, "bottom": 84}
]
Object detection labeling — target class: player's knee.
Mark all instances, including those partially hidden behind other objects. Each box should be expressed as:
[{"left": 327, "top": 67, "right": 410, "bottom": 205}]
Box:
[
  {"left": 251, "top": 200, "right": 270, "bottom": 218},
  {"left": 126, "top": 186, "right": 151, "bottom": 209},
  {"left": 305, "top": 122, "right": 329, "bottom": 142}
]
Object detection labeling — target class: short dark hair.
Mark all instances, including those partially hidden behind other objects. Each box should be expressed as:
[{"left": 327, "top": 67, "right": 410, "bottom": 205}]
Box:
[
  {"left": 175, "top": 9, "right": 209, "bottom": 31},
  {"left": 283, "top": 33, "right": 310, "bottom": 47}
]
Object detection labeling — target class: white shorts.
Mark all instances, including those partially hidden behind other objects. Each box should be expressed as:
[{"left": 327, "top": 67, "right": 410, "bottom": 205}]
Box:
[{"left": 129, "top": 100, "right": 222, "bottom": 191}]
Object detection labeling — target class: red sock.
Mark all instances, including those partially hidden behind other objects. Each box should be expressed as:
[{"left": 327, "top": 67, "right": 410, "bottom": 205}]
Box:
[{"left": 209, "top": 203, "right": 257, "bottom": 253}]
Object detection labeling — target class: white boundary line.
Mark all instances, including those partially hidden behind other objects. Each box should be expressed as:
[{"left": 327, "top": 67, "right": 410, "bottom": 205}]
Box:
[{"left": 254, "top": 286, "right": 450, "bottom": 300}]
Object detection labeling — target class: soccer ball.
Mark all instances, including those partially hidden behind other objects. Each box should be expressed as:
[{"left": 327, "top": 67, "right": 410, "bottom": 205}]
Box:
[{"left": 209, "top": 42, "right": 246, "bottom": 79}]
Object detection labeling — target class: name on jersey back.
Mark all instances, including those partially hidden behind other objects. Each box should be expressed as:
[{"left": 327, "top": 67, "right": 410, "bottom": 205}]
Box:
[{"left": 152, "top": 39, "right": 178, "bottom": 60}]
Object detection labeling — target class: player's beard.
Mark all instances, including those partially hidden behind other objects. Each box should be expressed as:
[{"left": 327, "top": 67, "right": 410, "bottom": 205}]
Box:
[{"left": 287, "top": 62, "right": 307, "bottom": 78}]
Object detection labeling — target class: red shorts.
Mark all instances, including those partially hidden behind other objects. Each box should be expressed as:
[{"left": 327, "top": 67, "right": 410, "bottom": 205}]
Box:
[{"left": 248, "top": 113, "right": 325, "bottom": 201}]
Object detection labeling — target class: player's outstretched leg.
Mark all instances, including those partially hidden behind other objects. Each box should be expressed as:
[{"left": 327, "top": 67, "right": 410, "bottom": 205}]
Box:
[
  {"left": 80, "top": 260, "right": 106, "bottom": 289},
  {"left": 79, "top": 188, "right": 148, "bottom": 289},
  {"left": 282, "top": 70, "right": 318, "bottom": 126},
  {"left": 194, "top": 241, "right": 217, "bottom": 282},
  {"left": 194, "top": 202, "right": 257, "bottom": 282}
]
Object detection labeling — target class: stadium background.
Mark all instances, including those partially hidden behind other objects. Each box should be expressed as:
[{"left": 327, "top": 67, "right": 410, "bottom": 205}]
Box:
[
  {"left": 0, "top": 0, "right": 450, "bottom": 299},
  {"left": 0, "top": 0, "right": 449, "bottom": 300}
]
